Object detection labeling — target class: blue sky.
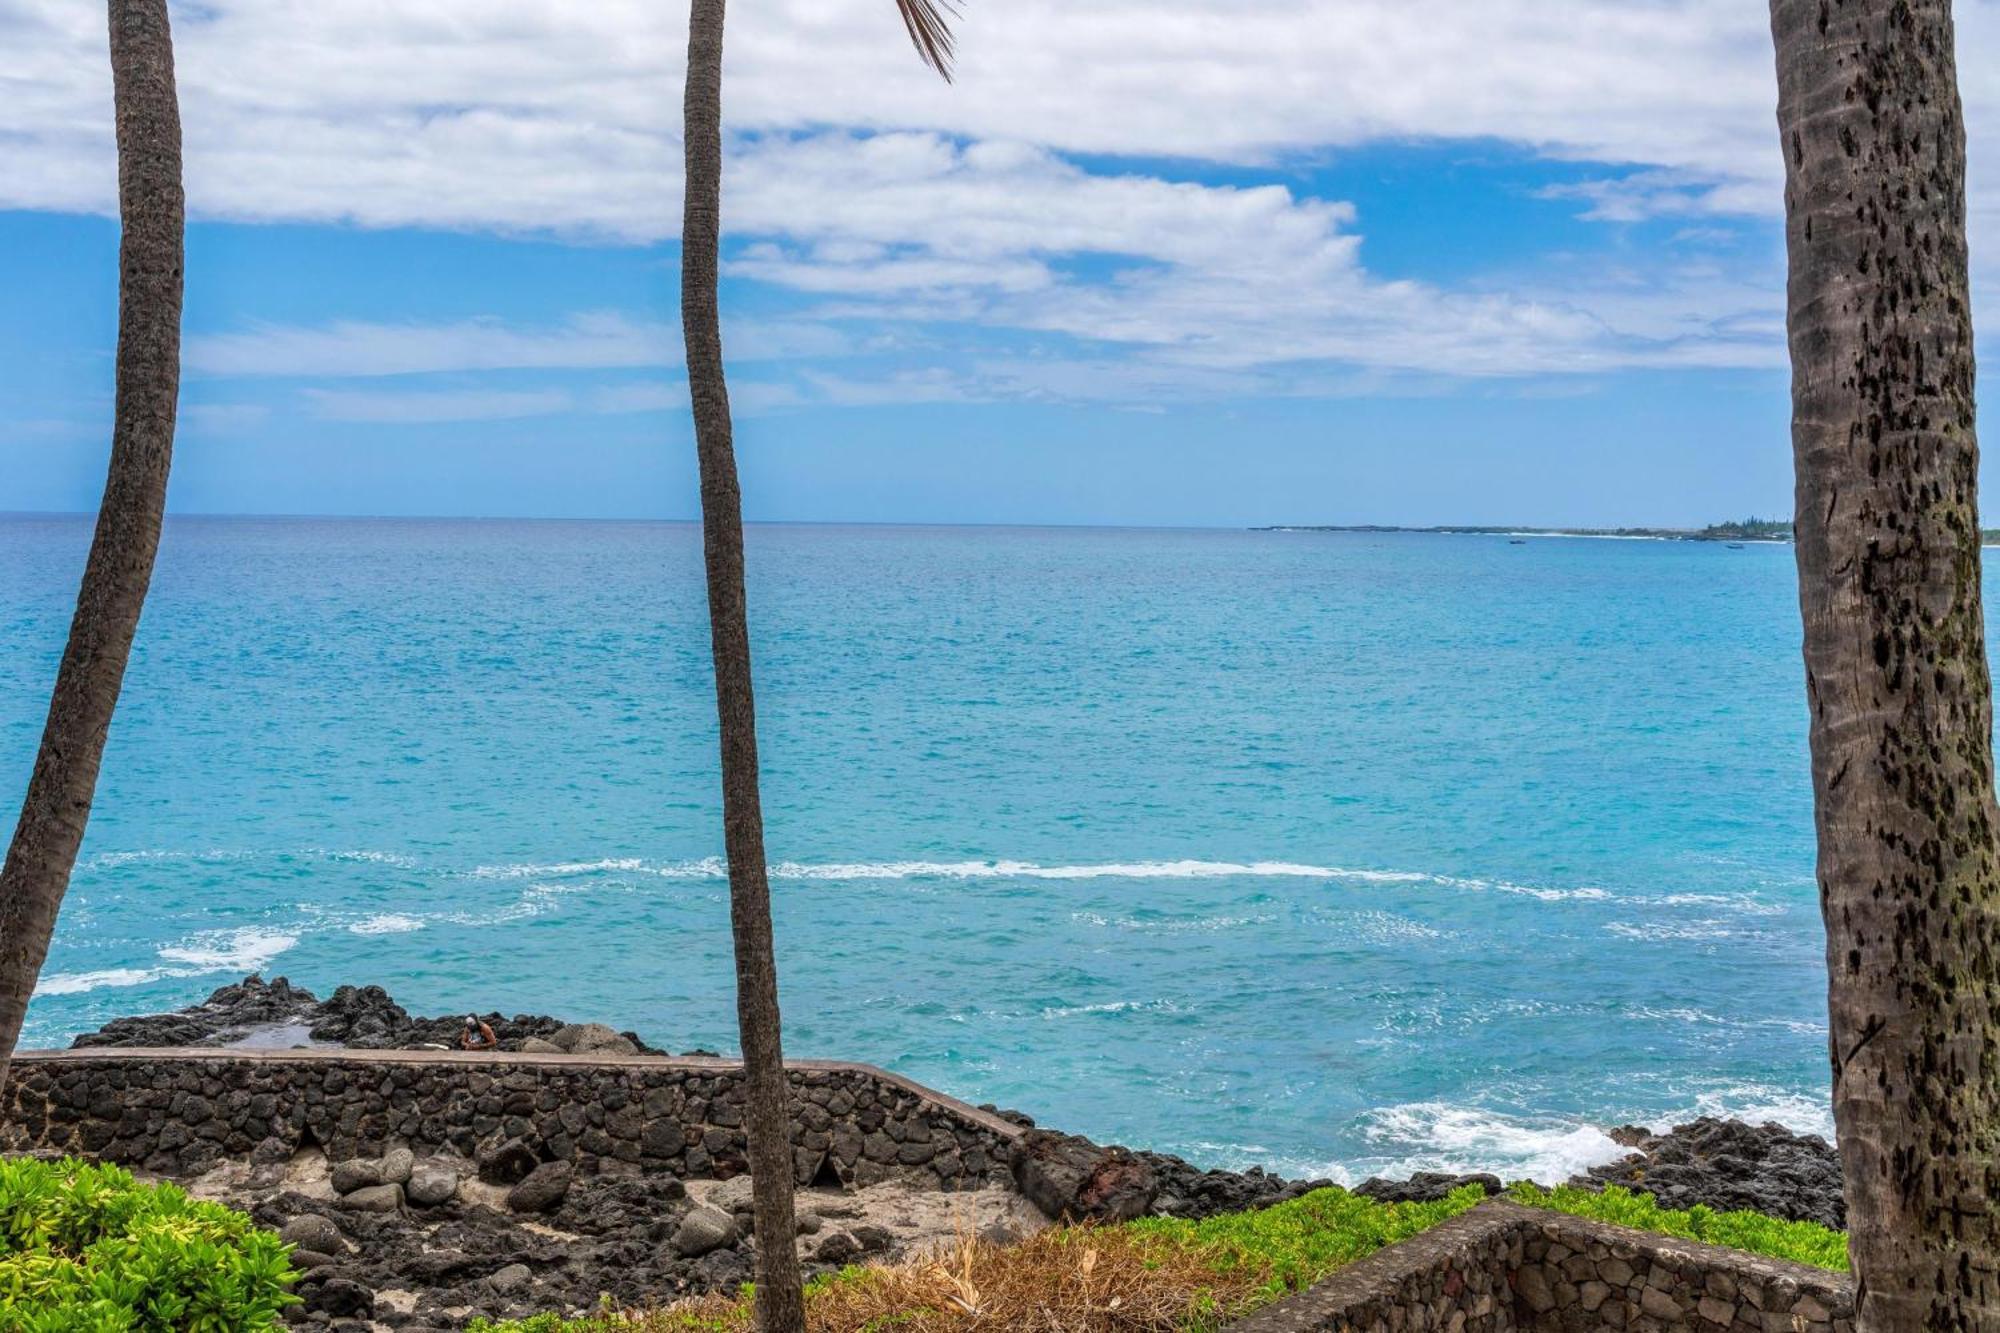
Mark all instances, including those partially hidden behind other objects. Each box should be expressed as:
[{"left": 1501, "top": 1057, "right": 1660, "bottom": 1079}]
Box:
[{"left": 3, "top": 0, "right": 1996, "bottom": 526}]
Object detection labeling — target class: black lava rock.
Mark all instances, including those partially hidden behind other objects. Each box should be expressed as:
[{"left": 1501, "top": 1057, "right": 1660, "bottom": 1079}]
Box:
[{"left": 1573, "top": 1117, "right": 1844, "bottom": 1229}]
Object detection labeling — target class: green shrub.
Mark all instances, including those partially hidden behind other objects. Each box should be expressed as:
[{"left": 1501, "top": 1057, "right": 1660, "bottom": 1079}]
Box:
[
  {"left": 1127, "top": 1184, "right": 1490, "bottom": 1304},
  {"left": 1504, "top": 1182, "right": 1850, "bottom": 1272},
  {"left": 0, "top": 1156, "right": 299, "bottom": 1332}
]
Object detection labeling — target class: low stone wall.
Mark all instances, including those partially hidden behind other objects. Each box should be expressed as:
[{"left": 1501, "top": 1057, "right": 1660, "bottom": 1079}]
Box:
[
  {"left": 0, "top": 1047, "right": 1023, "bottom": 1190},
  {"left": 1232, "top": 1201, "right": 1853, "bottom": 1333},
  {"left": 1511, "top": 1207, "right": 1852, "bottom": 1333},
  {"left": 1229, "top": 1204, "right": 1524, "bottom": 1333}
]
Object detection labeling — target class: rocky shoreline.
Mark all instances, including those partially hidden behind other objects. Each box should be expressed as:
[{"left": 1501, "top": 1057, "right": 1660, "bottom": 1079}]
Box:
[
  {"left": 36, "top": 977, "right": 1844, "bottom": 1331},
  {"left": 69, "top": 975, "right": 683, "bottom": 1059}
]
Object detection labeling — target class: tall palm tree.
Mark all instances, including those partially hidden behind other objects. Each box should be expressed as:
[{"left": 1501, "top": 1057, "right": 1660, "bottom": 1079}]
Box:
[
  {"left": 0, "top": 0, "right": 185, "bottom": 1093},
  {"left": 679, "top": 3, "right": 955, "bottom": 1330},
  {"left": 1770, "top": 1, "right": 2000, "bottom": 1326}
]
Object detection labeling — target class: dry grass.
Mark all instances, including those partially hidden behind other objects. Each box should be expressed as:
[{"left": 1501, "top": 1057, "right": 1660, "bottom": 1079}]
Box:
[{"left": 597, "top": 1226, "right": 1256, "bottom": 1333}]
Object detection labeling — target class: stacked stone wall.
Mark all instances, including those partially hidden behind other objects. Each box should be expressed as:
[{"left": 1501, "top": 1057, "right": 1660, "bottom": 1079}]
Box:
[
  {"left": 0, "top": 1047, "right": 1022, "bottom": 1189},
  {"left": 1509, "top": 1207, "right": 1851, "bottom": 1333},
  {"left": 1228, "top": 1202, "right": 1852, "bottom": 1333},
  {"left": 1228, "top": 1204, "right": 1524, "bottom": 1333}
]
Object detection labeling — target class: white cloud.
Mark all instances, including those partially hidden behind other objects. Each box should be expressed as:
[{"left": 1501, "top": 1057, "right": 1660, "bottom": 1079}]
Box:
[
  {"left": 177, "top": 130, "right": 1787, "bottom": 399},
  {"left": 304, "top": 386, "right": 574, "bottom": 422},
  {"left": 187, "top": 313, "right": 673, "bottom": 378},
  {"left": 0, "top": 0, "right": 1895, "bottom": 236},
  {"left": 299, "top": 378, "right": 697, "bottom": 422},
  {"left": 183, "top": 312, "right": 854, "bottom": 379},
  {"left": 725, "top": 134, "right": 1783, "bottom": 378},
  {"left": 15, "top": 0, "right": 1984, "bottom": 389}
]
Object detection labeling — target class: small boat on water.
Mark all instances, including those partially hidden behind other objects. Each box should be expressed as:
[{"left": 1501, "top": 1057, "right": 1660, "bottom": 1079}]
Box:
[
  {"left": 1508, "top": 539, "right": 1526, "bottom": 545},
  {"left": 1727, "top": 543, "right": 1745, "bottom": 549}
]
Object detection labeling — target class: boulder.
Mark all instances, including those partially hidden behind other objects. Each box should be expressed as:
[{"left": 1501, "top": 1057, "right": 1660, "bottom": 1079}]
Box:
[
  {"left": 508, "top": 1162, "right": 574, "bottom": 1214},
  {"left": 379, "top": 1147, "right": 415, "bottom": 1185},
  {"left": 670, "top": 1205, "right": 737, "bottom": 1259},
  {"left": 279, "top": 1214, "right": 346, "bottom": 1254},
  {"left": 1010, "top": 1130, "right": 1157, "bottom": 1223},
  {"left": 330, "top": 1158, "right": 384, "bottom": 1195},
  {"left": 407, "top": 1162, "right": 460, "bottom": 1208},
  {"left": 1354, "top": 1172, "right": 1502, "bottom": 1205},
  {"left": 487, "top": 1263, "right": 533, "bottom": 1295},
  {"left": 290, "top": 1249, "right": 336, "bottom": 1270},
  {"left": 795, "top": 1210, "right": 823, "bottom": 1236},
  {"left": 551, "top": 1023, "right": 640, "bottom": 1056},
  {"left": 340, "top": 1184, "right": 404, "bottom": 1213},
  {"left": 851, "top": 1225, "right": 893, "bottom": 1254},
  {"left": 301, "top": 1276, "right": 375, "bottom": 1319},
  {"left": 709, "top": 1175, "right": 756, "bottom": 1214},
  {"left": 519, "top": 1037, "right": 564, "bottom": 1054}
]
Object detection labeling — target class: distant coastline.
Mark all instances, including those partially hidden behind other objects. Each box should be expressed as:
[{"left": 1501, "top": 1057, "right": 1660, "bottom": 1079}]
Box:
[
  {"left": 1259, "top": 520, "right": 2000, "bottom": 546},
  {"left": 1254, "top": 520, "right": 1795, "bottom": 543}
]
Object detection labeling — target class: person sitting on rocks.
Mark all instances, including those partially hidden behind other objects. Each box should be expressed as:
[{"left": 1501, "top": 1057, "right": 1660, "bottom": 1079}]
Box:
[{"left": 460, "top": 1015, "right": 498, "bottom": 1050}]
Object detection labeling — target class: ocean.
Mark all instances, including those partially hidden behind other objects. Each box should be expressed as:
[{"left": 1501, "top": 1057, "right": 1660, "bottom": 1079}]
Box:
[{"left": 2, "top": 516, "right": 1835, "bottom": 1185}]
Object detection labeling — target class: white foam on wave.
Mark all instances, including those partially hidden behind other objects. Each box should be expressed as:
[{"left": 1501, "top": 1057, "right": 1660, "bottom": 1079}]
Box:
[
  {"left": 466, "top": 857, "right": 657, "bottom": 881},
  {"left": 1070, "top": 910, "right": 1282, "bottom": 934},
  {"left": 771, "top": 858, "right": 1346, "bottom": 882},
  {"left": 1626, "top": 1005, "right": 1826, "bottom": 1037},
  {"left": 82, "top": 847, "right": 1791, "bottom": 921},
  {"left": 83, "top": 848, "right": 257, "bottom": 869},
  {"left": 1041, "top": 998, "right": 1188, "bottom": 1020},
  {"left": 349, "top": 914, "right": 424, "bottom": 936},
  {"left": 1604, "top": 920, "right": 1771, "bottom": 942},
  {"left": 159, "top": 926, "right": 299, "bottom": 970},
  {"left": 1352, "top": 1102, "right": 1629, "bottom": 1184},
  {"left": 33, "top": 967, "right": 163, "bottom": 997},
  {"left": 35, "top": 926, "right": 298, "bottom": 998},
  {"left": 310, "top": 849, "right": 422, "bottom": 868}
]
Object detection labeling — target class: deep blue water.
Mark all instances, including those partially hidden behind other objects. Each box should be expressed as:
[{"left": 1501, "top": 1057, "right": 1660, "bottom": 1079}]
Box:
[{"left": 4, "top": 517, "right": 1835, "bottom": 1182}]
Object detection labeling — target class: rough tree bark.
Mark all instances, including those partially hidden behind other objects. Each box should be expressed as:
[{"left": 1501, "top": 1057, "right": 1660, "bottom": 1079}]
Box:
[
  {"left": 1771, "top": 1, "right": 2000, "bottom": 1327},
  {"left": 680, "top": 2, "right": 807, "bottom": 1330},
  {"left": 0, "top": 0, "right": 184, "bottom": 1092}
]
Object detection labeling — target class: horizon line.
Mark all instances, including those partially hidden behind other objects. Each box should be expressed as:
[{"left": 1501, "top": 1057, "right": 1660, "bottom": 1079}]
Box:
[{"left": 0, "top": 510, "right": 1771, "bottom": 533}]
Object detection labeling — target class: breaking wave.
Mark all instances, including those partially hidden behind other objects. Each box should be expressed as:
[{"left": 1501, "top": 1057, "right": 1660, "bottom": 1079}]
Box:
[{"left": 35, "top": 926, "right": 298, "bottom": 997}]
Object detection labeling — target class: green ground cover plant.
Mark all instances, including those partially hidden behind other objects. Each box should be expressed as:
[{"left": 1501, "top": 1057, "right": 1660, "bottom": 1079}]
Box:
[
  {"left": 0, "top": 1156, "right": 298, "bottom": 1332},
  {"left": 1503, "top": 1182, "right": 1849, "bottom": 1272}
]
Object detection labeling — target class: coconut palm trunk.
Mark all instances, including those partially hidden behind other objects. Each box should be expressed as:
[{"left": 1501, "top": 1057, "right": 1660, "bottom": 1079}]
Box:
[
  {"left": 678, "top": 4, "right": 955, "bottom": 1330},
  {"left": 0, "top": 0, "right": 184, "bottom": 1092},
  {"left": 680, "top": 3, "right": 807, "bottom": 1329},
  {"left": 1771, "top": 1, "right": 2000, "bottom": 1326}
]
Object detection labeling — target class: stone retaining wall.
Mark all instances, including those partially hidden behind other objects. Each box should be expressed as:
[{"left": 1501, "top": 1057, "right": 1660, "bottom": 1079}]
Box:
[
  {"left": 1229, "top": 1203, "right": 1524, "bottom": 1333},
  {"left": 1510, "top": 1207, "right": 1852, "bottom": 1333},
  {"left": 1232, "top": 1201, "right": 1853, "bottom": 1333},
  {"left": 0, "top": 1048, "right": 1023, "bottom": 1190}
]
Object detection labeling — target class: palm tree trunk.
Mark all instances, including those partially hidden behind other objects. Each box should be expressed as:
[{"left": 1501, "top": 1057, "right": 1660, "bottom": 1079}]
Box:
[
  {"left": 1771, "top": 2, "right": 2000, "bottom": 1326},
  {"left": 680, "top": 3, "right": 806, "bottom": 1331},
  {"left": 0, "top": 0, "right": 183, "bottom": 1092}
]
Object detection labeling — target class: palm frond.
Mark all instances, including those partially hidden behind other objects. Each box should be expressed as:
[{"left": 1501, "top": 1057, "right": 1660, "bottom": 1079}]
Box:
[{"left": 895, "top": 0, "right": 961, "bottom": 82}]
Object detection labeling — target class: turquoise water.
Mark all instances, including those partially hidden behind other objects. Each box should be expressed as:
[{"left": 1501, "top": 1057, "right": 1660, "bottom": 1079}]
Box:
[{"left": 4, "top": 517, "right": 1835, "bottom": 1182}]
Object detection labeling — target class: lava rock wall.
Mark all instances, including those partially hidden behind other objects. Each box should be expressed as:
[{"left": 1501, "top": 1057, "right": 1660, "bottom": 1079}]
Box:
[{"left": 0, "top": 1048, "right": 1022, "bottom": 1189}]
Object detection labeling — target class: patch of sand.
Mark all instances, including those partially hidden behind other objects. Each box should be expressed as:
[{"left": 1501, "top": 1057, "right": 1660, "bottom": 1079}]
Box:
[{"left": 687, "top": 1176, "right": 1050, "bottom": 1255}]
